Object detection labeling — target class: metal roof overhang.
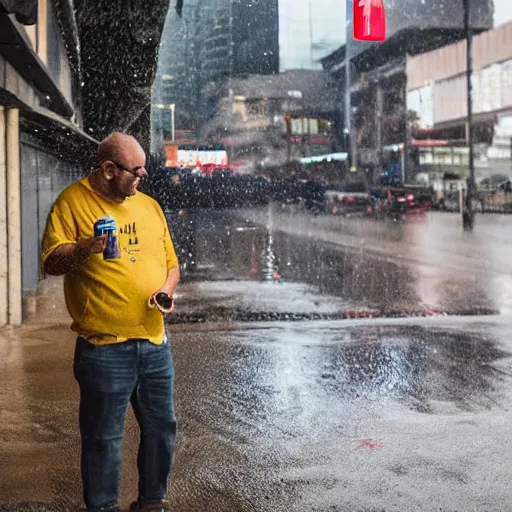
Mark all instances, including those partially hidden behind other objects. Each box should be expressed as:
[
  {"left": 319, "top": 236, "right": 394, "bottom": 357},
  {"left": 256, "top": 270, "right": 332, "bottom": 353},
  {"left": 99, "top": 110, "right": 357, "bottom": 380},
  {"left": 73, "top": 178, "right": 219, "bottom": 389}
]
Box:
[
  {"left": 0, "top": 12, "right": 74, "bottom": 118},
  {"left": 324, "top": 27, "right": 489, "bottom": 76},
  {"left": 353, "top": 28, "right": 470, "bottom": 72},
  {"left": 20, "top": 105, "right": 98, "bottom": 161},
  {"left": 0, "top": 0, "right": 37, "bottom": 25}
]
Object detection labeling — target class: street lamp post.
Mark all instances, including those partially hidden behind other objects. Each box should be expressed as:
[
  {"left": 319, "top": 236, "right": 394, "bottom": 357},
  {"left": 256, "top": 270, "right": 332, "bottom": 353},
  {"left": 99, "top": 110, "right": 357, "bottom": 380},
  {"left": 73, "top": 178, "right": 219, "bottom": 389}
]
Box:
[
  {"left": 153, "top": 103, "right": 176, "bottom": 142},
  {"left": 463, "top": 0, "right": 475, "bottom": 230},
  {"left": 345, "top": 0, "right": 355, "bottom": 170},
  {"left": 170, "top": 103, "right": 176, "bottom": 142}
]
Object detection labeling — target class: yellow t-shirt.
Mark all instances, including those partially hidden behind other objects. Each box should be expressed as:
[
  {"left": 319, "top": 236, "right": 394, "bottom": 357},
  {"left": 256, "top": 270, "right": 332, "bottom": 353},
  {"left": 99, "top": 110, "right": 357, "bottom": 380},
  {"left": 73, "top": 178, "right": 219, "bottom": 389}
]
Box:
[{"left": 41, "top": 177, "right": 179, "bottom": 345}]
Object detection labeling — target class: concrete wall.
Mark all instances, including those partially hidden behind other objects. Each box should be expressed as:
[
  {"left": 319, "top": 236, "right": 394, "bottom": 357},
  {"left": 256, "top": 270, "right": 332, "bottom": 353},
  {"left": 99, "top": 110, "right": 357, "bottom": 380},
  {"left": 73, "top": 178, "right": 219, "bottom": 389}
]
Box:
[
  {"left": 0, "top": 57, "right": 39, "bottom": 110},
  {"left": 20, "top": 135, "right": 84, "bottom": 294},
  {"left": 0, "top": 108, "right": 7, "bottom": 326},
  {"left": 0, "top": 11, "right": 86, "bottom": 325}
]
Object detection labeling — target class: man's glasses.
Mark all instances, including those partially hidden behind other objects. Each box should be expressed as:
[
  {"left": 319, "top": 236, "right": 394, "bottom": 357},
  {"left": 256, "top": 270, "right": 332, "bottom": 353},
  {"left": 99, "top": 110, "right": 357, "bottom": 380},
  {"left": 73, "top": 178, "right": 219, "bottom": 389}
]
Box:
[{"left": 112, "top": 161, "right": 147, "bottom": 180}]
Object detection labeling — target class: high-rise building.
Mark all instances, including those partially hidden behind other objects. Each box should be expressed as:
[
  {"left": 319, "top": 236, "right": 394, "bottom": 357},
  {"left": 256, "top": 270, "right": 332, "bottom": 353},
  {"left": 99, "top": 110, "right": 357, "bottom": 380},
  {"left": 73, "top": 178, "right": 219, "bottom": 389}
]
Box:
[
  {"left": 196, "top": 0, "right": 279, "bottom": 83},
  {"left": 155, "top": 0, "right": 279, "bottom": 134},
  {"left": 153, "top": 0, "right": 202, "bottom": 135},
  {"left": 232, "top": 0, "right": 280, "bottom": 76}
]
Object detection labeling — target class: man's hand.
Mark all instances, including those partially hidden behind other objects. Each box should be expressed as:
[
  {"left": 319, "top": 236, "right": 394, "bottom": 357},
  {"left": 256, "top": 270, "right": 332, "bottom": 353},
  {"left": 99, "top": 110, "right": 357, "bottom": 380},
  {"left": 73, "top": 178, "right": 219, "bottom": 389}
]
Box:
[
  {"left": 149, "top": 267, "right": 180, "bottom": 314},
  {"left": 44, "top": 235, "right": 107, "bottom": 276},
  {"left": 77, "top": 235, "right": 107, "bottom": 255},
  {"left": 150, "top": 291, "right": 175, "bottom": 314}
]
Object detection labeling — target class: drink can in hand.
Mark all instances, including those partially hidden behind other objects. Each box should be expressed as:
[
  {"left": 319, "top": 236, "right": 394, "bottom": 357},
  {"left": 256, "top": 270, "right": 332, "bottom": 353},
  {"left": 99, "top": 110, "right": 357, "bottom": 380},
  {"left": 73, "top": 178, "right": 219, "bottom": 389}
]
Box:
[{"left": 94, "top": 216, "right": 121, "bottom": 260}]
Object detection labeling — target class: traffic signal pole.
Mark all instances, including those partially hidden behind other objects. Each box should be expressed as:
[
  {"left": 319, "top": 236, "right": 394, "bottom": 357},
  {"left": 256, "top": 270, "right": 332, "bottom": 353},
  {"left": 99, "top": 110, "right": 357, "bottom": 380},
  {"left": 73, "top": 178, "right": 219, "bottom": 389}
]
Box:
[{"left": 463, "top": 0, "right": 475, "bottom": 230}]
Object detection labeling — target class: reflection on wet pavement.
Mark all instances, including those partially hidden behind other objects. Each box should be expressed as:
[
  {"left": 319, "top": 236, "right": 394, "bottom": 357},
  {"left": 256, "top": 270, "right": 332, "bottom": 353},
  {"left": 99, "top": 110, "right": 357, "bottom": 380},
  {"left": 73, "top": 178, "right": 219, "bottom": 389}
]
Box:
[
  {"left": 2, "top": 318, "right": 512, "bottom": 511},
  {"left": 171, "top": 320, "right": 512, "bottom": 511},
  {"left": 171, "top": 208, "right": 500, "bottom": 317}
]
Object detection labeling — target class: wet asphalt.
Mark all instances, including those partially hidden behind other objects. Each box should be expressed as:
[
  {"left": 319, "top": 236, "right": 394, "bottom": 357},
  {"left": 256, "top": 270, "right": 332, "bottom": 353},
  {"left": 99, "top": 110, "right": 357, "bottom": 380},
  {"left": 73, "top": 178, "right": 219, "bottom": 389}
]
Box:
[
  {"left": 2, "top": 208, "right": 512, "bottom": 511},
  {"left": 174, "top": 207, "right": 512, "bottom": 315}
]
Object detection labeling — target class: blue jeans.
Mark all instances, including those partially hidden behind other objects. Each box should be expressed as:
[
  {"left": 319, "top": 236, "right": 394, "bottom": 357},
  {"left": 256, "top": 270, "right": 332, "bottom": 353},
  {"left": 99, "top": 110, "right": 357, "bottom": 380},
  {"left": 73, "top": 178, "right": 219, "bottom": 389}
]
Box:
[{"left": 73, "top": 336, "right": 176, "bottom": 512}]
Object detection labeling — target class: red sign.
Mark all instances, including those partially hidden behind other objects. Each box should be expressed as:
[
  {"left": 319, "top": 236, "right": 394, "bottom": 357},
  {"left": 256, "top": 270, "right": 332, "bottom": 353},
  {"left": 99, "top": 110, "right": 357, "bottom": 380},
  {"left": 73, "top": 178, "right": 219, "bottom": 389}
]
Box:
[
  {"left": 412, "top": 139, "right": 450, "bottom": 147},
  {"left": 309, "top": 136, "right": 331, "bottom": 145},
  {"left": 353, "top": 0, "right": 386, "bottom": 42}
]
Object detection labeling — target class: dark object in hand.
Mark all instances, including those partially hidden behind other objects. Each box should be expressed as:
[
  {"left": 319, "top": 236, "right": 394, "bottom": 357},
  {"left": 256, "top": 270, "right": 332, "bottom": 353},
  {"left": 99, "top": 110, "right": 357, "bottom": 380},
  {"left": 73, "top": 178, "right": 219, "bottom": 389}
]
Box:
[{"left": 154, "top": 292, "right": 173, "bottom": 310}]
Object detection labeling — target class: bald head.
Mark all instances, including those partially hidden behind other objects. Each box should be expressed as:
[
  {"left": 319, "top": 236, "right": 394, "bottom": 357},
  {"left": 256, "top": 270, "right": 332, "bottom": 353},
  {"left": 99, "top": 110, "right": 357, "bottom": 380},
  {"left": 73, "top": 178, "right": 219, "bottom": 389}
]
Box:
[
  {"left": 91, "top": 132, "right": 148, "bottom": 201},
  {"left": 96, "top": 132, "right": 145, "bottom": 167}
]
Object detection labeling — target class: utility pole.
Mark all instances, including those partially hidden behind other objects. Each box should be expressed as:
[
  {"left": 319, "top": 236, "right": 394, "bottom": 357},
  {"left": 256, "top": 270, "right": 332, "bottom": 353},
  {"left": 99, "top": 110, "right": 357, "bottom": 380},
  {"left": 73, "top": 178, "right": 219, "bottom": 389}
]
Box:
[
  {"left": 345, "top": 0, "right": 356, "bottom": 171},
  {"left": 510, "top": 136, "right": 512, "bottom": 170},
  {"left": 309, "top": 0, "right": 314, "bottom": 69},
  {"left": 171, "top": 103, "right": 176, "bottom": 142},
  {"left": 375, "top": 83, "right": 383, "bottom": 178},
  {"left": 226, "top": 0, "right": 234, "bottom": 161},
  {"left": 463, "top": 0, "right": 475, "bottom": 230}
]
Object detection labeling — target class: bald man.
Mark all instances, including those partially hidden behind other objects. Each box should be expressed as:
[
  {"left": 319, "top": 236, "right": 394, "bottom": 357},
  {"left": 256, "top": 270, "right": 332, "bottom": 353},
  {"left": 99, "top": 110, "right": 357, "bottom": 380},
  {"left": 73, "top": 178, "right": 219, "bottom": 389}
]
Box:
[{"left": 42, "top": 133, "right": 180, "bottom": 512}]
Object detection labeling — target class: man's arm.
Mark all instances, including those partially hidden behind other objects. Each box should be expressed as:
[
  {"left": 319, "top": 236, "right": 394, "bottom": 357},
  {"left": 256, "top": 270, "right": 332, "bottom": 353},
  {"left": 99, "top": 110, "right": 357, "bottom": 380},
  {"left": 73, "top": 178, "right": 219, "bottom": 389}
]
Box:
[
  {"left": 158, "top": 266, "right": 180, "bottom": 297},
  {"left": 151, "top": 266, "right": 180, "bottom": 314},
  {"left": 43, "top": 236, "right": 106, "bottom": 276},
  {"left": 151, "top": 200, "right": 181, "bottom": 311}
]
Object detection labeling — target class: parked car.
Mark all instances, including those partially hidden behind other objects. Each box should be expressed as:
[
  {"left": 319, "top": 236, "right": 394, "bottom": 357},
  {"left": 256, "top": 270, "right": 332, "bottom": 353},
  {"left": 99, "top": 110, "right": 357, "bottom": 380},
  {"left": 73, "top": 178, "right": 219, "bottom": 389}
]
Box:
[
  {"left": 325, "top": 191, "right": 371, "bottom": 215},
  {"left": 368, "top": 186, "right": 434, "bottom": 220}
]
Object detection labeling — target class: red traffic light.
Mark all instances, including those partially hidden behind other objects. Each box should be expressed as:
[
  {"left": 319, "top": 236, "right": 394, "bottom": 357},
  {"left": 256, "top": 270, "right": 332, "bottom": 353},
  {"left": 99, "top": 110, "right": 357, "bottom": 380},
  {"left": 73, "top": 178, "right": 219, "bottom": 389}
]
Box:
[{"left": 353, "top": 0, "right": 386, "bottom": 42}]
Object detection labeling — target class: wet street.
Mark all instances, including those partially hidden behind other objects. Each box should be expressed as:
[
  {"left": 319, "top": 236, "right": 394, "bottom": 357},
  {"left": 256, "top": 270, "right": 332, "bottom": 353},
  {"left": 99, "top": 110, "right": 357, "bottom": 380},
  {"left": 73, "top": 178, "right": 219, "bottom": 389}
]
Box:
[{"left": 3, "top": 209, "right": 512, "bottom": 511}]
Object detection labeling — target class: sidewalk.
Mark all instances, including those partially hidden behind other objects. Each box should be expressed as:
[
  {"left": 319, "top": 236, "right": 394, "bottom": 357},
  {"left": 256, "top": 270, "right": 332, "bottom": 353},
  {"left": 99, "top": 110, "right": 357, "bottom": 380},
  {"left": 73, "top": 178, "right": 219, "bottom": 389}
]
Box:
[
  {"left": 0, "top": 276, "right": 268, "bottom": 511},
  {"left": 0, "top": 280, "right": 140, "bottom": 511},
  {"left": 0, "top": 320, "right": 152, "bottom": 511},
  {"left": 0, "top": 323, "right": 81, "bottom": 510},
  {"left": 24, "top": 277, "right": 70, "bottom": 326}
]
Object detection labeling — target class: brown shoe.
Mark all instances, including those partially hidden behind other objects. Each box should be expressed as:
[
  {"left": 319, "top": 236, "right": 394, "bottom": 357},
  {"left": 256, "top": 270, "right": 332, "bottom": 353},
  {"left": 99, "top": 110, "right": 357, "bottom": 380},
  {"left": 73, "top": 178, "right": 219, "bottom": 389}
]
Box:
[{"left": 128, "top": 500, "right": 170, "bottom": 511}]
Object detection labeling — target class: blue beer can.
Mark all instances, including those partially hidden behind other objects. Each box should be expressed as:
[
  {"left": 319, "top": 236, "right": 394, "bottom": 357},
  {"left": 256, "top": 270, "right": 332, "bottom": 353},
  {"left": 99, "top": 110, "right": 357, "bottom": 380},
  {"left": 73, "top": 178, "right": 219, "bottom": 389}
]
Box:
[{"left": 94, "top": 216, "right": 121, "bottom": 260}]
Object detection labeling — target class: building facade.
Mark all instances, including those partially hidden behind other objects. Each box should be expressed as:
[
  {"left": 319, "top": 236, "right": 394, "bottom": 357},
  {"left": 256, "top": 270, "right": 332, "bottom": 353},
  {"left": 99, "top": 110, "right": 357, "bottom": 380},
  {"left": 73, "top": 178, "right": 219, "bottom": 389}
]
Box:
[
  {"left": 347, "top": 0, "right": 494, "bottom": 60},
  {"left": 407, "top": 20, "right": 512, "bottom": 180},
  {"left": 321, "top": 0, "right": 494, "bottom": 184},
  {"left": 155, "top": 0, "right": 280, "bottom": 136},
  {"left": 198, "top": 70, "right": 340, "bottom": 168},
  {"left": 0, "top": 0, "right": 170, "bottom": 326},
  {"left": 0, "top": 0, "right": 97, "bottom": 326}
]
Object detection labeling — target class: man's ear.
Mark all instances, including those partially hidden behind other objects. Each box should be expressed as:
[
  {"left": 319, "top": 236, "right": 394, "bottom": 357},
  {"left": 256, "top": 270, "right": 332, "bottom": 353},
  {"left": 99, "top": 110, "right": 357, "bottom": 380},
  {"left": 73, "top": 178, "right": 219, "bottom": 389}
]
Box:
[{"left": 101, "top": 161, "right": 116, "bottom": 181}]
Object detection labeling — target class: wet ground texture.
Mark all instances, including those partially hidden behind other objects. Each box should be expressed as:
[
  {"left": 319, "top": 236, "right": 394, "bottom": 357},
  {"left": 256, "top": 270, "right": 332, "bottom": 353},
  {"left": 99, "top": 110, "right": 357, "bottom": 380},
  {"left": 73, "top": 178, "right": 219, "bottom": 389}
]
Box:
[{"left": 2, "top": 209, "right": 512, "bottom": 511}]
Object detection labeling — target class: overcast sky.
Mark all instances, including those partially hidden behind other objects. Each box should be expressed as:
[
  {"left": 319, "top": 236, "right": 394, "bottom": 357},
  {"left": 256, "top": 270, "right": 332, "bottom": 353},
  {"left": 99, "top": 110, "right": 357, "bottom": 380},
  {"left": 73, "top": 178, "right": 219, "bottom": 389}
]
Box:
[
  {"left": 494, "top": 0, "right": 512, "bottom": 26},
  {"left": 279, "top": 0, "right": 345, "bottom": 71},
  {"left": 279, "top": 0, "right": 512, "bottom": 72}
]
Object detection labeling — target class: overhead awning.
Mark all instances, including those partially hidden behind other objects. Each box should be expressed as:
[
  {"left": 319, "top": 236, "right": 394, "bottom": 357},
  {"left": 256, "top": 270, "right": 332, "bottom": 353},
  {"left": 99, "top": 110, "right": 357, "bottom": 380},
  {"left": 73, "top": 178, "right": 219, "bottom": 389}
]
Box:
[
  {"left": 0, "top": 0, "right": 37, "bottom": 25},
  {"left": 20, "top": 106, "right": 98, "bottom": 162},
  {"left": 0, "top": 12, "right": 74, "bottom": 118}
]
